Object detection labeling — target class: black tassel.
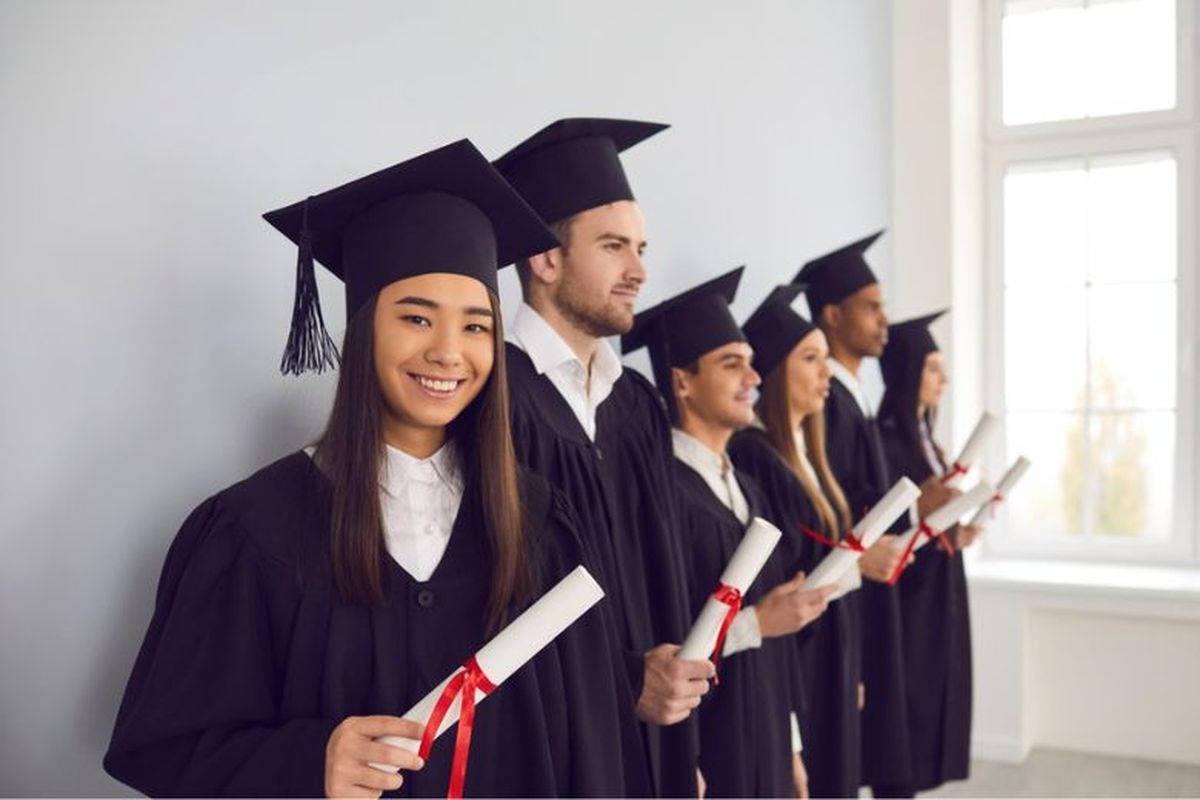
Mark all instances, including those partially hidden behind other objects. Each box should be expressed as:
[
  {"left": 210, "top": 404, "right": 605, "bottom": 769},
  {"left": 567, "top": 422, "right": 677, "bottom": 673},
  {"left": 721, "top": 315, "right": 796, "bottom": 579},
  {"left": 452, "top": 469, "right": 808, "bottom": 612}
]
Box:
[{"left": 280, "top": 201, "right": 340, "bottom": 375}]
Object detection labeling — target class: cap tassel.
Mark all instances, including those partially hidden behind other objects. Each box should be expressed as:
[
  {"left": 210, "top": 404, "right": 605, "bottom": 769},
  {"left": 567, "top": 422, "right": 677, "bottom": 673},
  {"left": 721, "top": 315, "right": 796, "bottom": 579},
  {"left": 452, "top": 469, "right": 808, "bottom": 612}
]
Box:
[{"left": 280, "top": 201, "right": 340, "bottom": 375}]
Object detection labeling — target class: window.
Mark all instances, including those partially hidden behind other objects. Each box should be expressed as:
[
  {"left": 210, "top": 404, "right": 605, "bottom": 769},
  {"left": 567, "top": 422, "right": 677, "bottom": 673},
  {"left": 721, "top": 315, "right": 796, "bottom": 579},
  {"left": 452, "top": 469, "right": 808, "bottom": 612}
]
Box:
[{"left": 985, "top": 0, "right": 1197, "bottom": 560}]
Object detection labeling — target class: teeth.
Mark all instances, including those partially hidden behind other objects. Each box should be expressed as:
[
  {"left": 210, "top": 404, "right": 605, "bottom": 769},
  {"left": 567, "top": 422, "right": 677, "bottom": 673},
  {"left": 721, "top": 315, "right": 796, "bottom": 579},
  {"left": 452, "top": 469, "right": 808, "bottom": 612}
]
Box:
[{"left": 415, "top": 375, "right": 458, "bottom": 392}]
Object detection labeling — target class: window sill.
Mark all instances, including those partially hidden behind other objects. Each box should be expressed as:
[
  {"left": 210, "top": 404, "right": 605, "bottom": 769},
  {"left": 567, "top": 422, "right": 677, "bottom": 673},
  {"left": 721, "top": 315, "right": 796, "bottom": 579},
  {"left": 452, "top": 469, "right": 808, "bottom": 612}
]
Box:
[{"left": 966, "top": 554, "right": 1200, "bottom": 603}]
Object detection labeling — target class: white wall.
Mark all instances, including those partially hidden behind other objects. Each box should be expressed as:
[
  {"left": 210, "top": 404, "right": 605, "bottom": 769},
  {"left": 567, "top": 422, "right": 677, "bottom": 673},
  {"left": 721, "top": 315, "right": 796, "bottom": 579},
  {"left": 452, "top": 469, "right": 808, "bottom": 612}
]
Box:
[{"left": 0, "top": 1, "right": 892, "bottom": 794}]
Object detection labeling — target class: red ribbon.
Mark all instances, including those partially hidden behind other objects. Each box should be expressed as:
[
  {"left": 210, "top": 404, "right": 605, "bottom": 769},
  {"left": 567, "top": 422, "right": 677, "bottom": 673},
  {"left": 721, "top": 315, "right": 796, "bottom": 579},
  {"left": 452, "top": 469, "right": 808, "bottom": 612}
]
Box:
[
  {"left": 887, "top": 521, "right": 955, "bottom": 585},
  {"left": 799, "top": 524, "right": 865, "bottom": 553},
  {"left": 940, "top": 461, "right": 969, "bottom": 484},
  {"left": 417, "top": 656, "right": 498, "bottom": 799},
  {"left": 709, "top": 583, "right": 743, "bottom": 684},
  {"left": 988, "top": 492, "right": 1005, "bottom": 520}
]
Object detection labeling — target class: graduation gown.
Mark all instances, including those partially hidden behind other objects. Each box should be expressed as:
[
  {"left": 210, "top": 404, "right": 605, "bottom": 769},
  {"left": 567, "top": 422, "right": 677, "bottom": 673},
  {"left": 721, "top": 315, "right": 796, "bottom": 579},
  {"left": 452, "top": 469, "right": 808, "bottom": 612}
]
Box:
[
  {"left": 878, "top": 418, "right": 973, "bottom": 792},
  {"left": 506, "top": 344, "right": 699, "bottom": 796},
  {"left": 672, "top": 458, "right": 801, "bottom": 798},
  {"left": 727, "top": 427, "right": 862, "bottom": 799},
  {"left": 823, "top": 380, "right": 915, "bottom": 789},
  {"left": 103, "top": 451, "right": 646, "bottom": 798}
]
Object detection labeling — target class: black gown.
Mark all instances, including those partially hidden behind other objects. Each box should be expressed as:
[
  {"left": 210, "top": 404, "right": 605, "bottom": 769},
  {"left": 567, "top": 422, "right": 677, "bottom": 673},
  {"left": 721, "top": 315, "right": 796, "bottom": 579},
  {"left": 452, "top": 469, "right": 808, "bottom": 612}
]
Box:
[
  {"left": 103, "top": 451, "right": 646, "bottom": 798},
  {"left": 822, "top": 379, "right": 915, "bottom": 793},
  {"left": 672, "top": 458, "right": 802, "bottom": 798},
  {"left": 878, "top": 418, "right": 972, "bottom": 792},
  {"left": 727, "top": 427, "right": 862, "bottom": 799},
  {"left": 507, "top": 344, "right": 699, "bottom": 797}
]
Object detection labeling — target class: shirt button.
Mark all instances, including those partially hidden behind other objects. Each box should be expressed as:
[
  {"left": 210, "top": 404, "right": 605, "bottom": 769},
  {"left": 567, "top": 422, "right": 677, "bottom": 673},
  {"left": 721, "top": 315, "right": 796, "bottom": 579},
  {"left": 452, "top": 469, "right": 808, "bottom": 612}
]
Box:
[
  {"left": 416, "top": 589, "right": 436, "bottom": 608},
  {"left": 425, "top": 523, "right": 437, "bottom": 536}
]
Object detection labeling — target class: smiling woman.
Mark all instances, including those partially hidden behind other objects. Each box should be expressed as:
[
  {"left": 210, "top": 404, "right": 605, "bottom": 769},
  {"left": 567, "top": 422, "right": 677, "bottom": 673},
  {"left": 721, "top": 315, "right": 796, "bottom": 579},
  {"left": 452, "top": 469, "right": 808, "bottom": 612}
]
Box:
[{"left": 100, "top": 140, "right": 647, "bottom": 799}]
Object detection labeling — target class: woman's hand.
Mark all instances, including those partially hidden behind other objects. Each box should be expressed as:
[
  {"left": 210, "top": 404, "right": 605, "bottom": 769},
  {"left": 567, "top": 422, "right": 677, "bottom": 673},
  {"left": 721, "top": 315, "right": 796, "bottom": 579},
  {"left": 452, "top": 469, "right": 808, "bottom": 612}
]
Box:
[
  {"left": 754, "top": 574, "right": 836, "bottom": 637},
  {"left": 325, "top": 715, "right": 426, "bottom": 798},
  {"left": 793, "top": 753, "right": 810, "bottom": 799}
]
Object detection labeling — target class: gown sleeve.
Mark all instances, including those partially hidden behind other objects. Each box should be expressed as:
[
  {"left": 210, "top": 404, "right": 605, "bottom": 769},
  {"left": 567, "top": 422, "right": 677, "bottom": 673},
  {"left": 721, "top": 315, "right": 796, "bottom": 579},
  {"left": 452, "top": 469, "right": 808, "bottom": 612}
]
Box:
[{"left": 104, "top": 495, "right": 335, "bottom": 798}]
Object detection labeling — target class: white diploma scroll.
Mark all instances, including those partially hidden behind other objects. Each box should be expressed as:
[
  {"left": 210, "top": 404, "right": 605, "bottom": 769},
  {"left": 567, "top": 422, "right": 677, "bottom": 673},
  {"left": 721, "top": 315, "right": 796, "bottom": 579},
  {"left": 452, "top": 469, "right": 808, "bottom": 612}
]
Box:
[
  {"left": 371, "top": 565, "right": 604, "bottom": 769},
  {"left": 968, "top": 456, "right": 1032, "bottom": 527},
  {"left": 799, "top": 477, "right": 921, "bottom": 591},
  {"left": 943, "top": 412, "right": 1001, "bottom": 488},
  {"left": 678, "top": 517, "right": 782, "bottom": 661},
  {"left": 892, "top": 481, "right": 997, "bottom": 555}
]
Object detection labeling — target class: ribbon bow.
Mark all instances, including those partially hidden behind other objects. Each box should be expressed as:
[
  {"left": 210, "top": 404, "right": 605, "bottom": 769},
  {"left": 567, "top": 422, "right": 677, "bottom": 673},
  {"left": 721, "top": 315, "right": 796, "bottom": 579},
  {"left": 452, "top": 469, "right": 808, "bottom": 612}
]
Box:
[
  {"left": 709, "top": 583, "right": 743, "bottom": 684},
  {"left": 418, "top": 656, "right": 498, "bottom": 799},
  {"left": 887, "top": 521, "right": 955, "bottom": 585},
  {"left": 940, "top": 461, "right": 969, "bottom": 484},
  {"left": 799, "top": 523, "right": 865, "bottom": 553}
]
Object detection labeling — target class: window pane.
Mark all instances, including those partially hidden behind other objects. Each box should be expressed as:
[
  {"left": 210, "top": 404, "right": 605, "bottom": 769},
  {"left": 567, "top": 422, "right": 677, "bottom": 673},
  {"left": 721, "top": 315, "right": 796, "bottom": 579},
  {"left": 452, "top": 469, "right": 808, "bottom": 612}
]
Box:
[
  {"left": 1089, "top": 283, "right": 1177, "bottom": 409},
  {"left": 1002, "top": 0, "right": 1176, "bottom": 126},
  {"left": 1006, "top": 286, "right": 1087, "bottom": 410},
  {"left": 1003, "top": 2, "right": 1088, "bottom": 125},
  {"left": 1086, "top": 411, "right": 1174, "bottom": 538},
  {"left": 1085, "top": 0, "right": 1176, "bottom": 118},
  {"left": 1006, "top": 411, "right": 1084, "bottom": 536},
  {"left": 1004, "top": 163, "right": 1087, "bottom": 287},
  {"left": 1088, "top": 153, "right": 1177, "bottom": 283}
]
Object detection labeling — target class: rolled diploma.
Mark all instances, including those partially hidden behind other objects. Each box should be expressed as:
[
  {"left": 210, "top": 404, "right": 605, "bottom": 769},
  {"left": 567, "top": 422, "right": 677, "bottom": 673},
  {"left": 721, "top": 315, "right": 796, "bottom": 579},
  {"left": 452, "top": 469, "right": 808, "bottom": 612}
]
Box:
[
  {"left": 968, "top": 456, "right": 1032, "bottom": 526},
  {"left": 892, "top": 481, "right": 996, "bottom": 554},
  {"left": 945, "top": 412, "right": 1001, "bottom": 487},
  {"left": 371, "top": 565, "right": 603, "bottom": 769},
  {"left": 678, "top": 517, "right": 782, "bottom": 661},
  {"left": 800, "top": 477, "right": 921, "bottom": 591}
]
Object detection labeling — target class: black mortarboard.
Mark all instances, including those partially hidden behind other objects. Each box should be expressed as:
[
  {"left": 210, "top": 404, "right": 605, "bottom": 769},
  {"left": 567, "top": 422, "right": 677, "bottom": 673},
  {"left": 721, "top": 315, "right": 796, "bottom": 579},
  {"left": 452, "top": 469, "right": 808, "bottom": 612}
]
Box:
[
  {"left": 880, "top": 309, "right": 948, "bottom": 389},
  {"left": 741, "top": 284, "right": 817, "bottom": 378},
  {"left": 493, "top": 118, "right": 668, "bottom": 226},
  {"left": 794, "top": 229, "right": 885, "bottom": 321},
  {"left": 264, "top": 139, "right": 558, "bottom": 375},
  {"left": 621, "top": 266, "right": 746, "bottom": 420}
]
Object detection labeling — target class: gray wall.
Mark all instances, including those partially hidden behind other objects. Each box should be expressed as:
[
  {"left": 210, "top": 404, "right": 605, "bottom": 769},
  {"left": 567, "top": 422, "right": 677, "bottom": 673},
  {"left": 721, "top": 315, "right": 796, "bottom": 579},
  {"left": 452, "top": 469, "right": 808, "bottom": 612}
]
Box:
[{"left": 0, "top": 1, "right": 891, "bottom": 794}]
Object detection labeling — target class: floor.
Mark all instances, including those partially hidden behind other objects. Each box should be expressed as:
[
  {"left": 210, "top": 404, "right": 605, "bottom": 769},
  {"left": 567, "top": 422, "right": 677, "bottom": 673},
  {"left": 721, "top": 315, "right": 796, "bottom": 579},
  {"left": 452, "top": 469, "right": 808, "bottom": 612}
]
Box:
[{"left": 920, "top": 748, "right": 1200, "bottom": 797}]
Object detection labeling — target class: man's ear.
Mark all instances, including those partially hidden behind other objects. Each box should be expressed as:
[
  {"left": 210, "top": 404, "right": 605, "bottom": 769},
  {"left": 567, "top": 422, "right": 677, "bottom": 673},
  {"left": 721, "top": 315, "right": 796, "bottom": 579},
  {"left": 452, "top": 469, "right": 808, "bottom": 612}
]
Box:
[
  {"left": 672, "top": 366, "right": 692, "bottom": 408},
  {"left": 527, "top": 248, "right": 563, "bottom": 288},
  {"left": 820, "top": 303, "right": 840, "bottom": 331}
]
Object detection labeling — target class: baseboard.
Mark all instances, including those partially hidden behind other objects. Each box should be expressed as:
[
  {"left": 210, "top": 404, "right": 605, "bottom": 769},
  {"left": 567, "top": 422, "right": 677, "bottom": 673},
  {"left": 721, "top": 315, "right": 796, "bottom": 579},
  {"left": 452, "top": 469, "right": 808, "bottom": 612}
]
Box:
[{"left": 971, "top": 732, "right": 1030, "bottom": 763}]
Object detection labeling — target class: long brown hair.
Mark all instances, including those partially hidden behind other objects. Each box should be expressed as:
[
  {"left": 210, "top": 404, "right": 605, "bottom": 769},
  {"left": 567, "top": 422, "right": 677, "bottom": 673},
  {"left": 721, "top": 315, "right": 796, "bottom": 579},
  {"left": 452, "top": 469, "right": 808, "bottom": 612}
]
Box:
[
  {"left": 755, "top": 362, "right": 853, "bottom": 536},
  {"left": 314, "top": 290, "right": 528, "bottom": 633}
]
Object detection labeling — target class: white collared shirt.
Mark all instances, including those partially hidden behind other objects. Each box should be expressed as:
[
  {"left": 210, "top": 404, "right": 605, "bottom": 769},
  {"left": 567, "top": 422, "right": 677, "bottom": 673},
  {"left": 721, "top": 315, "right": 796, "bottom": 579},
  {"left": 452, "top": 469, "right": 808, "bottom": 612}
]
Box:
[
  {"left": 379, "top": 442, "right": 464, "bottom": 582},
  {"left": 508, "top": 303, "right": 623, "bottom": 441},
  {"left": 672, "top": 429, "right": 750, "bottom": 525},
  {"left": 828, "top": 357, "right": 872, "bottom": 417}
]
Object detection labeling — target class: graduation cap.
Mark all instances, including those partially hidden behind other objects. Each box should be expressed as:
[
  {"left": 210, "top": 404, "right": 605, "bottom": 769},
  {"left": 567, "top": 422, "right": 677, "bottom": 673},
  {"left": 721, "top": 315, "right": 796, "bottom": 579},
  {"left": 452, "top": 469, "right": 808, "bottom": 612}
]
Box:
[
  {"left": 880, "top": 309, "right": 949, "bottom": 390},
  {"left": 620, "top": 266, "right": 746, "bottom": 420},
  {"left": 740, "top": 284, "right": 817, "bottom": 378},
  {"left": 263, "top": 139, "right": 559, "bottom": 375},
  {"left": 794, "top": 229, "right": 884, "bottom": 322},
  {"left": 493, "top": 117, "right": 668, "bottom": 226}
]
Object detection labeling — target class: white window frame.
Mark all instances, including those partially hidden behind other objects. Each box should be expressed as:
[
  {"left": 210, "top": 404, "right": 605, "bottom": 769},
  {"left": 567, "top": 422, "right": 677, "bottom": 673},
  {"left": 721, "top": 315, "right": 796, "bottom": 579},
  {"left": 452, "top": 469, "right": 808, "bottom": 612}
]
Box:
[{"left": 982, "top": 0, "right": 1200, "bottom": 565}]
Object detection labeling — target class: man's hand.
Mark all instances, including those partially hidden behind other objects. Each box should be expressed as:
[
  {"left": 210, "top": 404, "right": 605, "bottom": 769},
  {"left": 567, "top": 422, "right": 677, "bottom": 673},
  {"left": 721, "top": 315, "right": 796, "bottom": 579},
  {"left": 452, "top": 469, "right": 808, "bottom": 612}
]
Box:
[
  {"left": 858, "top": 535, "right": 909, "bottom": 583},
  {"left": 754, "top": 573, "right": 836, "bottom": 637},
  {"left": 636, "top": 644, "right": 714, "bottom": 725},
  {"left": 917, "top": 475, "right": 961, "bottom": 518}
]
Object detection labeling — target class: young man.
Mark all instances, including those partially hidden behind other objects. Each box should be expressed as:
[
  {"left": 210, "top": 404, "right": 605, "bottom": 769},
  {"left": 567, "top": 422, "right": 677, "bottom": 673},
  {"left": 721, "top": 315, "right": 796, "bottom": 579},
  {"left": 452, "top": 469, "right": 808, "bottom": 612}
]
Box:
[
  {"left": 796, "top": 232, "right": 957, "bottom": 798},
  {"left": 493, "top": 118, "right": 712, "bottom": 797},
  {"left": 621, "top": 266, "right": 834, "bottom": 799}
]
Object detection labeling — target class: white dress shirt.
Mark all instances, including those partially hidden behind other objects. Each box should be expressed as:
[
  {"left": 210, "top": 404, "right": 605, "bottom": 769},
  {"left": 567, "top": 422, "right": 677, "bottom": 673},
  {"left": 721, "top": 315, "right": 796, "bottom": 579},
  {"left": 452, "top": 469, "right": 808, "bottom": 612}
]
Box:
[
  {"left": 828, "top": 356, "right": 872, "bottom": 416},
  {"left": 508, "top": 303, "right": 623, "bottom": 441},
  {"left": 672, "top": 428, "right": 802, "bottom": 753},
  {"left": 379, "top": 442, "right": 464, "bottom": 582}
]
